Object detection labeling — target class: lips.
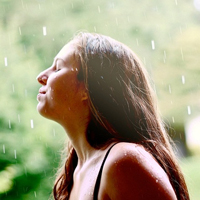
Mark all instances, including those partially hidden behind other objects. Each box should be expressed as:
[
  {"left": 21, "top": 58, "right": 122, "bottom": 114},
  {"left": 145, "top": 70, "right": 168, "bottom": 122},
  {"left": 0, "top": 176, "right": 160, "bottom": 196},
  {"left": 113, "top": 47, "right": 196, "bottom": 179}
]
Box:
[
  {"left": 37, "top": 88, "right": 46, "bottom": 101},
  {"left": 39, "top": 88, "right": 46, "bottom": 94}
]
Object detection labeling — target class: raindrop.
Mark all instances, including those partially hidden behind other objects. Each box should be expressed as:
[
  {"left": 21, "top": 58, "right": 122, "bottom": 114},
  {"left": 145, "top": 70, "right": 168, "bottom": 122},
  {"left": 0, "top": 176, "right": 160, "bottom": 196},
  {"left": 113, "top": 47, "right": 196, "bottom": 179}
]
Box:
[
  {"left": 143, "top": 57, "right": 146, "bottom": 65},
  {"left": 21, "top": 0, "right": 25, "bottom": 8},
  {"left": 94, "top": 26, "right": 97, "bottom": 32},
  {"left": 53, "top": 129, "right": 56, "bottom": 136},
  {"left": 43, "top": 26, "right": 47, "bottom": 36},
  {"left": 3, "top": 145, "right": 5, "bottom": 153},
  {"left": 187, "top": 106, "right": 191, "bottom": 115},
  {"left": 101, "top": 76, "right": 104, "bottom": 79},
  {"left": 98, "top": 6, "right": 101, "bottom": 13},
  {"left": 23, "top": 45, "right": 27, "bottom": 54},
  {"left": 18, "top": 114, "right": 21, "bottom": 123},
  {"left": 172, "top": 117, "right": 175, "bottom": 123},
  {"left": 168, "top": 85, "right": 172, "bottom": 94},
  {"left": 19, "top": 27, "right": 22, "bottom": 35},
  {"left": 156, "top": 179, "right": 158, "bottom": 183},
  {"left": 34, "top": 191, "right": 37, "bottom": 197},
  {"left": 88, "top": 192, "right": 93, "bottom": 196},
  {"left": 71, "top": 3, "right": 74, "bottom": 9},
  {"left": 12, "top": 84, "right": 15, "bottom": 93},
  {"left": 75, "top": 68, "right": 78, "bottom": 71},
  {"left": 8, "top": 120, "right": 11, "bottom": 129},
  {"left": 163, "top": 50, "right": 167, "bottom": 63},
  {"left": 175, "top": 0, "right": 178, "bottom": 5},
  {"left": 151, "top": 40, "right": 155, "bottom": 50},
  {"left": 4, "top": 57, "right": 8, "bottom": 66},
  {"left": 115, "top": 18, "right": 118, "bottom": 26},
  {"left": 24, "top": 89, "right": 27, "bottom": 97},
  {"left": 30, "top": 119, "right": 34, "bottom": 128},
  {"left": 14, "top": 150, "right": 17, "bottom": 159},
  {"left": 180, "top": 48, "right": 184, "bottom": 61},
  {"left": 182, "top": 75, "right": 185, "bottom": 84},
  {"left": 71, "top": 68, "right": 74, "bottom": 71},
  {"left": 136, "top": 38, "right": 139, "bottom": 46}
]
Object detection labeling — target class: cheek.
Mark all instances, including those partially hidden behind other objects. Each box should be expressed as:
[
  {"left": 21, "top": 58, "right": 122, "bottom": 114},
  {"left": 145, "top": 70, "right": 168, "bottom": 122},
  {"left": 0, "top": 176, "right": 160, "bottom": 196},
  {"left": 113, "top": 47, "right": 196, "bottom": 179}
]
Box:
[{"left": 50, "top": 79, "right": 78, "bottom": 103}]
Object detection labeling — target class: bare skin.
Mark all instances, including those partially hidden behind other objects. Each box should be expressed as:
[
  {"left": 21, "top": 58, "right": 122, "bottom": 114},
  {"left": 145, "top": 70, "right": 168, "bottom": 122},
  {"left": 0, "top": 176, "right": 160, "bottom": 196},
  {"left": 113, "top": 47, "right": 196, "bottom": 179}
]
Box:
[
  {"left": 37, "top": 42, "right": 177, "bottom": 200},
  {"left": 69, "top": 142, "right": 177, "bottom": 200}
]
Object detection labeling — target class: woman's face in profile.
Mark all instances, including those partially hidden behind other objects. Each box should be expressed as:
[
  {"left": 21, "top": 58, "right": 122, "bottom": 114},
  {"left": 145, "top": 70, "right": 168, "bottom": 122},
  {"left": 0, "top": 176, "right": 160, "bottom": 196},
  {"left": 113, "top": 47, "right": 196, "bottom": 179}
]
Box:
[{"left": 36, "top": 42, "right": 86, "bottom": 122}]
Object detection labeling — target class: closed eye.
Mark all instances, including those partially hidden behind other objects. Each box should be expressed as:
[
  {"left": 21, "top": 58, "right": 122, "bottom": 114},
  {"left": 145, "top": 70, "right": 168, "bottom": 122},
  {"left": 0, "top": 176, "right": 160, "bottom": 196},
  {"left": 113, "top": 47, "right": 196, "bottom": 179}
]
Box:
[{"left": 55, "top": 69, "right": 61, "bottom": 72}]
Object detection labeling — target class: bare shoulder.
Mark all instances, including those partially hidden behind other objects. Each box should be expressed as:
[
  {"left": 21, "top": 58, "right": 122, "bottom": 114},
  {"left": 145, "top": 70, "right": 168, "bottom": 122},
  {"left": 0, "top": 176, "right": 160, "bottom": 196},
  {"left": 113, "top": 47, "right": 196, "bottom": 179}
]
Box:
[{"left": 100, "top": 142, "right": 177, "bottom": 200}]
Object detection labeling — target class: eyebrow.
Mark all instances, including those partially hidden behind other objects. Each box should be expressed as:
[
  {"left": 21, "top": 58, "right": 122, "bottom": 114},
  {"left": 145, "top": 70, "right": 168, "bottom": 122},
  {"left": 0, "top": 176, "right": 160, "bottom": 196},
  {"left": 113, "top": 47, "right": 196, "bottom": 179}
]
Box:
[
  {"left": 53, "top": 57, "right": 65, "bottom": 63},
  {"left": 52, "top": 58, "right": 68, "bottom": 68}
]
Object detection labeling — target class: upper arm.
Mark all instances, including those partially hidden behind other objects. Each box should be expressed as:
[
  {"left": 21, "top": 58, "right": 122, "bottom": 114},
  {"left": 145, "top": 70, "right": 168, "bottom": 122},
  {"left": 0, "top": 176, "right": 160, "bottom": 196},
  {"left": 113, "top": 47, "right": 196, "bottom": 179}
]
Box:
[{"left": 101, "top": 143, "right": 177, "bottom": 200}]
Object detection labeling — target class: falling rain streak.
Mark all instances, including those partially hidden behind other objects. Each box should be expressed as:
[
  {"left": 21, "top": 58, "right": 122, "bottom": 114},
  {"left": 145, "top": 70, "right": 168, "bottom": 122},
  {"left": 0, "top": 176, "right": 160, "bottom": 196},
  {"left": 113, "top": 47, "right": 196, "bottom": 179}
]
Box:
[
  {"left": 19, "top": 27, "right": 22, "bottom": 35},
  {"left": 53, "top": 129, "right": 56, "bottom": 136},
  {"left": 12, "top": 84, "right": 15, "bottom": 93},
  {"left": 8, "top": 120, "right": 11, "bottom": 129},
  {"left": 168, "top": 85, "right": 172, "bottom": 94},
  {"left": 25, "top": 89, "right": 28, "bottom": 97},
  {"left": 182, "top": 75, "right": 185, "bottom": 84},
  {"left": 187, "top": 106, "right": 191, "bottom": 115},
  {"left": 14, "top": 150, "right": 17, "bottom": 159},
  {"left": 163, "top": 51, "right": 166, "bottom": 63},
  {"left": 136, "top": 38, "right": 139, "bottom": 46},
  {"left": 4, "top": 57, "right": 8, "bottom": 66},
  {"left": 180, "top": 48, "right": 184, "bottom": 61},
  {"left": 18, "top": 114, "right": 21, "bottom": 123},
  {"left": 151, "top": 40, "right": 155, "bottom": 50},
  {"left": 31, "top": 119, "right": 34, "bottom": 128},
  {"left": 98, "top": 6, "right": 101, "bottom": 13},
  {"left": 116, "top": 18, "right": 118, "bottom": 26},
  {"left": 43, "top": 26, "right": 47, "bottom": 36},
  {"left": 3, "top": 145, "right": 5, "bottom": 153}
]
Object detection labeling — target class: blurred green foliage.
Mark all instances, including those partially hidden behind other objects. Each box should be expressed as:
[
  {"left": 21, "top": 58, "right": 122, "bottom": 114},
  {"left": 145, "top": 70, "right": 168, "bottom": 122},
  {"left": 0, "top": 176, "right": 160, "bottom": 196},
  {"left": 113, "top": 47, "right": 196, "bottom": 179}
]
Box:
[{"left": 0, "top": 0, "right": 200, "bottom": 199}]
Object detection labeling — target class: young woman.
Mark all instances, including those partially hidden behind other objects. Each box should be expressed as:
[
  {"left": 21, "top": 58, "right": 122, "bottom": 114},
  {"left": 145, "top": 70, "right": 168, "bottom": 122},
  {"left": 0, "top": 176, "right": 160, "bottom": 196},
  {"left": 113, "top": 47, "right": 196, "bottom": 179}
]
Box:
[{"left": 37, "top": 32, "right": 189, "bottom": 200}]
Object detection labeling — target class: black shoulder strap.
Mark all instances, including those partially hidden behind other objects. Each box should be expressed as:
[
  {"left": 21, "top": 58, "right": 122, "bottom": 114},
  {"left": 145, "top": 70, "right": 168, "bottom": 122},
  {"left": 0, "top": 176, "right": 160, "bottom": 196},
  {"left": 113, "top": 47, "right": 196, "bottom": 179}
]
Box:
[{"left": 93, "top": 143, "right": 118, "bottom": 200}]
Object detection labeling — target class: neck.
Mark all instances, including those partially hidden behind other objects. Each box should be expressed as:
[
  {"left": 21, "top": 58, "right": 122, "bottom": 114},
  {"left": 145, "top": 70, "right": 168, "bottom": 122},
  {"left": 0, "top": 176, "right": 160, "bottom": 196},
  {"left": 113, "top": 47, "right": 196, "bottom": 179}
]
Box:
[{"left": 60, "top": 119, "right": 98, "bottom": 166}]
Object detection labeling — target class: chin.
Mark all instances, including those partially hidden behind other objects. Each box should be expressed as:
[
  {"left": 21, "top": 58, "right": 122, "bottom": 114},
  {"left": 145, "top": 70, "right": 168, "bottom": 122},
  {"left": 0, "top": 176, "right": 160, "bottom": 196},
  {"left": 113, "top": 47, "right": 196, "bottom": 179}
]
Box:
[
  {"left": 37, "top": 103, "right": 59, "bottom": 122},
  {"left": 37, "top": 103, "right": 49, "bottom": 118}
]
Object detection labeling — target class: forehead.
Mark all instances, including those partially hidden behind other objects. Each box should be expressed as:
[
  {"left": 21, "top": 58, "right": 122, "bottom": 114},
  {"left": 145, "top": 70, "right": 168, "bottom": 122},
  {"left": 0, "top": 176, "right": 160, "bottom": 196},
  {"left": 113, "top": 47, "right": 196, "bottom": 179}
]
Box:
[{"left": 54, "top": 42, "right": 77, "bottom": 64}]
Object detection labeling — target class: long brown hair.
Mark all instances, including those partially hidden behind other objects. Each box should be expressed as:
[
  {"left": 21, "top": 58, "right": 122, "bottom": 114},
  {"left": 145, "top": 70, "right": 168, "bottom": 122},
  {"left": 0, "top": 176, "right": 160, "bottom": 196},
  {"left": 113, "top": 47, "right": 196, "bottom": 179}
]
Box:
[{"left": 53, "top": 32, "right": 189, "bottom": 200}]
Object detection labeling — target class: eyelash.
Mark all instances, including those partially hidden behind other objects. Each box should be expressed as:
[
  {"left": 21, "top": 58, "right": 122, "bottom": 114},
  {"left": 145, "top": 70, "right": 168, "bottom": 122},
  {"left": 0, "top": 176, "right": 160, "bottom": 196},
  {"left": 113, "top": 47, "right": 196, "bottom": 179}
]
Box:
[{"left": 55, "top": 68, "right": 60, "bottom": 72}]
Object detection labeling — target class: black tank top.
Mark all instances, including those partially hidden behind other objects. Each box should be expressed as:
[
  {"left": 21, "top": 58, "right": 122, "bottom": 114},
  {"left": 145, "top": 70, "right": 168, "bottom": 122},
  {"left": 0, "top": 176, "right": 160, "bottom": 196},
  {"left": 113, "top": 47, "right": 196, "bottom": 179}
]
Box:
[{"left": 93, "top": 143, "right": 117, "bottom": 200}]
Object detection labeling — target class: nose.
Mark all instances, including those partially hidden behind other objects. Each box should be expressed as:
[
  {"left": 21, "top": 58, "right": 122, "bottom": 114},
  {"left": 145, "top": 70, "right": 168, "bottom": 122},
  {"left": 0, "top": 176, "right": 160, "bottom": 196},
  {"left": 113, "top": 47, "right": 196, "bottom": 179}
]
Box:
[{"left": 37, "top": 71, "right": 48, "bottom": 85}]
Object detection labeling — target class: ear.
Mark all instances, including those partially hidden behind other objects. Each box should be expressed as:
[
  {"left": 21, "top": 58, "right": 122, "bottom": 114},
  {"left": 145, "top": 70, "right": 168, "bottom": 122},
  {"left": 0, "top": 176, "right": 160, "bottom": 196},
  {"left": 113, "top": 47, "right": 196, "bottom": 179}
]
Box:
[{"left": 81, "top": 90, "right": 88, "bottom": 101}]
